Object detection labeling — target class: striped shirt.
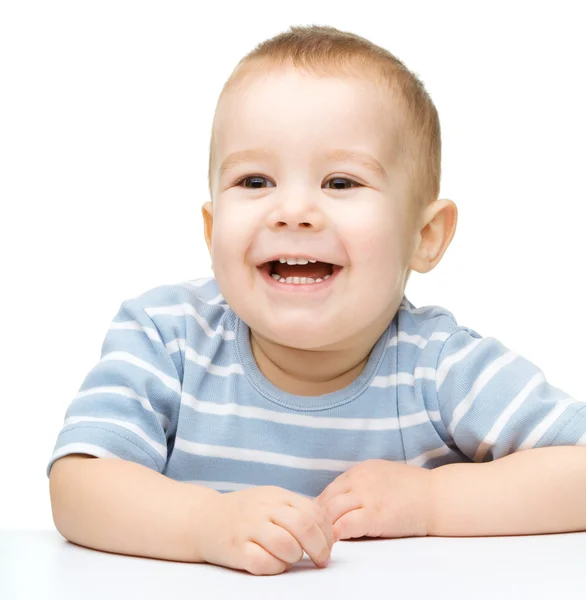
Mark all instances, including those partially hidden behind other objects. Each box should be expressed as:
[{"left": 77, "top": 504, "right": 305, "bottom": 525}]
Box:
[{"left": 46, "top": 277, "right": 586, "bottom": 498}]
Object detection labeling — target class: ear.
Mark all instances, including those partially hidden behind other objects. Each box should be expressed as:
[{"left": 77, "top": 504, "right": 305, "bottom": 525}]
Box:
[
  {"left": 202, "top": 201, "right": 213, "bottom": 255},
  {"left": 408, "top": 198, "right": 458, "bottom": 273}
]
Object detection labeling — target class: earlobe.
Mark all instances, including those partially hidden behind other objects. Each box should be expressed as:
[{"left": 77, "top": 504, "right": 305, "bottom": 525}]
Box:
[
  {"left": 202, "top": 201, "right": 213, "bottom": 254},
  {"left": 408, "top": 199, "right": 458, "bottom": 274}
]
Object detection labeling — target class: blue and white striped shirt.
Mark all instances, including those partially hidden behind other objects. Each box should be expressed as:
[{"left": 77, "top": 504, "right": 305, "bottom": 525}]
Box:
[{"left": 46, "top": 277, "right": 586, "bottom": 498}]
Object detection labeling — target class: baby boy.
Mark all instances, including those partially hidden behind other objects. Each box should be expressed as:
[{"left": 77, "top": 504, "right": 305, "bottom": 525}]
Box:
[{"left": 47, "top": 25, "right": 586, "bottom": 576}]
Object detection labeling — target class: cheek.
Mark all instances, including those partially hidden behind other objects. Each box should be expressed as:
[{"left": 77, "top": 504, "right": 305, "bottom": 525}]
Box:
[
  {"left": 344, "top": 213, "right": 404, "bottom": 266},
  {"left": 210, "top": 216, "right": 247, "bottom": 266}
]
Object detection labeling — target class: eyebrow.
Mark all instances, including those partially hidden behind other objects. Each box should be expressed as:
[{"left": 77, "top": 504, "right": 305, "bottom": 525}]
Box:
[{"left": 218, "top": 147, "right": 388, "bottom": 181}]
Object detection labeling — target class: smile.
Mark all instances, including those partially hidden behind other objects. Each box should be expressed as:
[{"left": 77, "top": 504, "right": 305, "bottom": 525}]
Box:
[{"left": 257, "top": 263, "right": 344, "bottom": 294}]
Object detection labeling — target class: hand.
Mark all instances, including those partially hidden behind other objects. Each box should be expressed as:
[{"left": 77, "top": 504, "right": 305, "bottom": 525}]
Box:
[
  {"left": 314, "top": 459, "right": 434, "bottom": 541},
  {"left": 197, "top": 485, "right": 336, "bottom": 576}
]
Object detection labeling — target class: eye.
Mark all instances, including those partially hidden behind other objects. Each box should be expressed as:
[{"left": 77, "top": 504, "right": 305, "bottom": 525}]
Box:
[
  {"left": 324, "top": 177, "right": 362, "bottom": 190},
  {"left": 235, "top": 175, "right": 362, "bottom": 190},
  {"left": 237, "top": 175, "right": 275, "bottom": 189}
]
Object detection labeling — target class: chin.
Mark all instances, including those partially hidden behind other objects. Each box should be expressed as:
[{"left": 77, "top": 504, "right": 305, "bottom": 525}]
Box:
[{"left": 252, "top": 319, "right": 340, "bottom": 350}]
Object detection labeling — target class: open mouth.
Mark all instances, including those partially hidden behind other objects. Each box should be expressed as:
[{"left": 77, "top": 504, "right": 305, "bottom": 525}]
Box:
[{"left": 259, "top": 260, "right": 342, "bottom": 282}]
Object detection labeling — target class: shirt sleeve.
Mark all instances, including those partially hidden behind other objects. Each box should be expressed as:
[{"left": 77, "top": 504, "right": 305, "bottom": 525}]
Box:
[
  {"left": 46, "top": 298, "right": 182, "bottom": 478},
  {"left": 435, "top": 328, "right": 586, "bottom": 461}
]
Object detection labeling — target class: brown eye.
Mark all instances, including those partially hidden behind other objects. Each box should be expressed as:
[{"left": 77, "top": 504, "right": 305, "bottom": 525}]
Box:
[
  {"left": 235, "top": 175, "right": 362, "bottom": 189},
  {"left": 325, "top": 177, "right": 361, "bottom": 190},
  {"left": 238, "top": 176, "right": 273, "bottom": 188}
]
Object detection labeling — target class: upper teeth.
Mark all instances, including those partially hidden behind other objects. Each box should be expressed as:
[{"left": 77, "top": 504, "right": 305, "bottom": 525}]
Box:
[{"left": 278, "top": 257, "right": 317, "bottom": 265}]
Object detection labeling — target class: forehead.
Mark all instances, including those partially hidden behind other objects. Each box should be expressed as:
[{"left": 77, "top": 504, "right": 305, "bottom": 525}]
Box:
[{"left": 212, "top": 66, "right": 405, "bottom": 169}]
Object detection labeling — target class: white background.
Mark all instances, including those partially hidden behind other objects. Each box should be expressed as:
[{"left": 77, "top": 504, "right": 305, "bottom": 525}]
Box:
[{"left": 0, "top": 1, "right": 584, "bottom": 529}]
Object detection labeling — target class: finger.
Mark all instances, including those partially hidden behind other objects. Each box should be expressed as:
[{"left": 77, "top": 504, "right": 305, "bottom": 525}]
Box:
[
  {"left": 315, "top": 478, "right": 350, "bottom": 507},
  {"left": 252, "top": 521, "right": 304, "bottom": 565},
  {"left": 316, "top": 506, "right": 335, "bottom": 551},
  {"left": 333, "top": 508, "right": 367, "bottom": 540},
  {"left": 244, "top": 540, "right": 291, "bottom": 576},
  {"left": 295, "top": 495, "right": 335, "bottom": 550},
  {"left": 323, "top": 491, "right": 362, "bottom": 524},
  {"left": 271, "top": 504, "right": 331, "bottom": 568}
]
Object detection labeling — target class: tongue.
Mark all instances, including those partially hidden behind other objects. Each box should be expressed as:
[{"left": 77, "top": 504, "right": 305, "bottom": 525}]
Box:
[{"left": 272, "top": 261, "right": 333, "bottom": 279}]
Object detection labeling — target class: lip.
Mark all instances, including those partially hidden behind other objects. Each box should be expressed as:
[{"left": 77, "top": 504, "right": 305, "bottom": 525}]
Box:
[
  {"left": 257, "top": 263, "right": 344, "bottom": 294},
  {"left": 259, "top": 255, "right": 342, "bottom": 267}
]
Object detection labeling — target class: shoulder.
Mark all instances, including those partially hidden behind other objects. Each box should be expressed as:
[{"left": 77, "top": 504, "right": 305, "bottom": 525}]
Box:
[
  {"left": 397, "top": 295, "right": 483, "bottom": 352},
  {"left": 118, "top": 276, "right": 234, "bottom": 342},
  {"left": 125, "top": 276, "right": 228, "bottom": 314}
]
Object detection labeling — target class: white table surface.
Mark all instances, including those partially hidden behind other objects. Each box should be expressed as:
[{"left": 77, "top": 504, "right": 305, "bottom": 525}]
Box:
[{"left": 2, "top": 529, "right": 585, "bottom": 599}]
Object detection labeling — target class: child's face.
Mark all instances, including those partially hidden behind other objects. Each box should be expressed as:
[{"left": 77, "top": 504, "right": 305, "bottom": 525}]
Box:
[{"left": 203, "top": 66, "right": 417, "bottom": 351}]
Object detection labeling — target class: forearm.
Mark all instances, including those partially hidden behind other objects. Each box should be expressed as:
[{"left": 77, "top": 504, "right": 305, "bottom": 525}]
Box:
[
  {"left": 49, "top": 455, "right": 220, "bottom": 562},
  {"left": 429, "top": 446, "right": 586, "bottom": 536}
]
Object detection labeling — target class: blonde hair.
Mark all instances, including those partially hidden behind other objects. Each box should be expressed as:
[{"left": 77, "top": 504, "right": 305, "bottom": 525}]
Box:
[{"left": 207, "top": 24, "right": 441, "bottom": 218}]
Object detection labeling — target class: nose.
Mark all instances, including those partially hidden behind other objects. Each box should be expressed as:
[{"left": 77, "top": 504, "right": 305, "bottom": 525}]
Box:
[
  {"left": 274, "top": 219, "right": 312, "bottom": 230},
  {"left": 270, "top": 194, "right": 325, "bottom": 231}
]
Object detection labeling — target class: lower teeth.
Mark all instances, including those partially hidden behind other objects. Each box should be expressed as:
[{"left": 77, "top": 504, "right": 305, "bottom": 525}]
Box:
[{"left": 270, "top": 274, "right": 331, "bottom": 284}]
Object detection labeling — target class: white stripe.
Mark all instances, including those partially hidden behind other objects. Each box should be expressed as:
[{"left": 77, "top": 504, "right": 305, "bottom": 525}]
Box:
[
  {"left": 473, "top": 372, "right": 546, "bottom": 461},
  {"left": 172, "top": 343, "right": 444, "bottom": 386},
  {"left": 406, "top": 444, "right": 452, "bottom": 467},
  {"left": 109, "top": 321, "right": 183, "bottom": 366},
  {"left": 578, "top": 431, "right": 586, "bottom": 446},
  {"left": 517, "top": 397, "right": 581, "bottom": 450},
  {"left": 447, "top": 351, "right": 519, "bottom": 436},
  {"left": 74, "top": 385, "right": 170, "bottom": 431},
  {"left": 50, "top": 442, "right": 121, "bottom": 463},
  {"left": 109, "top": 323, "right": 239, "bottom": 376},
  {"left": 182, "top": 282, "right": 228, "bottom": 305},
  {"left": 177, "top": 346, "right": 444, "bottom": 384},
  {"left": 184, "top": 346, "right": 244, "bottom": 376},
  {"left": 165, "top": 337, "right": 184, "bottom": 354},
  {"left": 174, "top": 438, "right": 358, "bottom": 472},
  {"left": 436, "top": 337, "right": 484, "bottom": 390},
  {"left": 206, "top": 293, "right": 226, "bottom": 305},
  {"left": 165, "top": 338, "right": 244, "bottom": 377},
  {"left": 181, "top": 392, "right": 432, "bottom": 430},
  {"left": 144, "top": 303, "right": 235, "bottom": 340},
  {"left": 177, "top": 276, "right": 228, "bottom": 304},
  {"left": 400, "top": 304, "right": 441, "bottom": 316},
  {"left": 387, "top": 331, "right": 451, "bottom": 349},
  {"left": 371, "top": 368, "right": 436, "bottom": 388},
  {"left": 109, "top": 320, "right": 161, "bottom": 343},
  {"left": 101, "top": 351, "right": 181, "bottom": 395},
  {"left": 183, "top": 277, "right": 211, "bottom": 288},
  {"left": 63, "top": 416, "right": 167, "bottom": 459}
]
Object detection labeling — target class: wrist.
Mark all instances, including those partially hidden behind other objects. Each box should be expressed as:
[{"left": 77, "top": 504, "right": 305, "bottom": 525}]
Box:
[
  {"left": 187, "top": 485, "right": 222, "bottom": 563},
  {"left": 426, "top": 466, "right": 441, "bottom": 536}
]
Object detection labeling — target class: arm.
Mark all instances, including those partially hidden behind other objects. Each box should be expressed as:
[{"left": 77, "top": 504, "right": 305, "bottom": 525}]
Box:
[
  {"left": 428, "top": 325, "right": 586, "bottom": 536},
  {"left": 47, "top": 298, "right": 214, "bottom": 561},
  {"left": 49, "top": 454, "right": 220, "bottom": 562},
  {"left": 429, "top": 446, "right": 586, "bottom": 536}
]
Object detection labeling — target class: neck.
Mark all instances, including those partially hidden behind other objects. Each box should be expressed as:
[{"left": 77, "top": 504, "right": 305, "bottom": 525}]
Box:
[{"left": 248, "top": 301, "right": 399, "bottom": 396}]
